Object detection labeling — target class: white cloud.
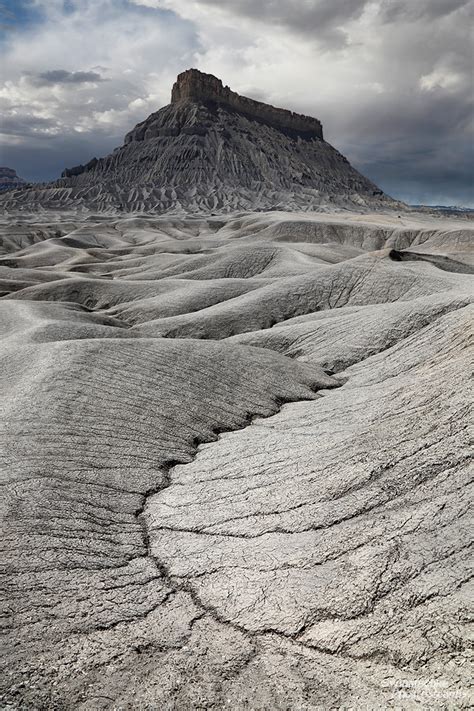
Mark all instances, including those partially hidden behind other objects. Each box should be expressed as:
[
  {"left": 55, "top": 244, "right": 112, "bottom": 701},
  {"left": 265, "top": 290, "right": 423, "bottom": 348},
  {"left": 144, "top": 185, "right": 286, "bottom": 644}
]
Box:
[{"left": 420, "top": 67, "right": 465, "bottom": 92}]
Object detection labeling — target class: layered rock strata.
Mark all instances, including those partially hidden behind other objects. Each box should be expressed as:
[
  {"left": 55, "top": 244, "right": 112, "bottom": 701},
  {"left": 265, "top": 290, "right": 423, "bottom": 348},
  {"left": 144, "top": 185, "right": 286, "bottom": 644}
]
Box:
[{"left": 170, "top": 68, "right": 323, "bottom": 138}]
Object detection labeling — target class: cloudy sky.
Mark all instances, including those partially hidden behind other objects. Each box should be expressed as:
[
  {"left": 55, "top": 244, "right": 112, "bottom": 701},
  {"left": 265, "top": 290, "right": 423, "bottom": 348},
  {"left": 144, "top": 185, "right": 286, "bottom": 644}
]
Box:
[{"left": 0, "top": 0, "right": 472, "bottom": 205}]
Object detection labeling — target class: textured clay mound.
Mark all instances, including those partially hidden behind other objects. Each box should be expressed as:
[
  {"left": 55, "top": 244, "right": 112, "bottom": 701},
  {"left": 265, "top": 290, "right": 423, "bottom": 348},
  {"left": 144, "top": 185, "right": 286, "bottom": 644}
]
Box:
[
  {"left": 142, "top": 243, "right": 320, "bottom": 280},
  {"left": 1, "top": 276, "right": 199, "bottom": 309},
  {"left": 105, "top": 279, "right": 268, "bottom": 325},
  {"left": 134, "top": 254, "right": 473, "bottom": 339},
  {"left": 0, "top": 301, "right": 129, "bottom": 344},
  {"left": 228, "top": 291, "right": 473, "bottom": 370},
  {"left": 1, "top": 209, "right": 473, "bottom": 710}
]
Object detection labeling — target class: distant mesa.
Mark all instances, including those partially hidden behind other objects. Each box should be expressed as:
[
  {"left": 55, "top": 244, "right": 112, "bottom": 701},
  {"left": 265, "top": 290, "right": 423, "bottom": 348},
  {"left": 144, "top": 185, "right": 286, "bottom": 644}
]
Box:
[
  {"left": 1, "top": 69, "right": 393, "bottom": 213},
  {"left": 0, "top": 167, "right": 26, "bottom": 192}
]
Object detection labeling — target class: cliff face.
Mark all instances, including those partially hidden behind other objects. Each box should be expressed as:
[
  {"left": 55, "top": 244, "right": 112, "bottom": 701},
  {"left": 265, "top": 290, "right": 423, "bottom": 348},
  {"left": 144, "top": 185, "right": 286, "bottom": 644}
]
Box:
[
  {"left": 0, "top": 69, "right": 394, "bottom": 213},
  {"left": 170, "top": 69, "right": 323, "bottom": 139}
]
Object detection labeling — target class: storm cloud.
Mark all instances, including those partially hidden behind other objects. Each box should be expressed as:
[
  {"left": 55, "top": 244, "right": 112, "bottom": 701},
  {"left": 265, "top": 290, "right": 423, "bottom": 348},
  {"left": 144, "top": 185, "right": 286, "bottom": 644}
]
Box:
[
  {"left": 32, "top": 69, "right": 104, "bottom": 86},
  {"left": 0, "top": 0, "right": 472, "bottom": 205},
  {"left": 153, "top": 0, "right": 370, "bottom": 47}
]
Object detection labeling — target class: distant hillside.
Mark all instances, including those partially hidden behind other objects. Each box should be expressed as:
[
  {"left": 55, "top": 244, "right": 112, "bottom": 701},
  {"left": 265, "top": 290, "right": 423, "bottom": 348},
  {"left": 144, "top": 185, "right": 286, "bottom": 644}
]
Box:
[{"left": 0, "top": 167, "right": 26, "bottom": 192}]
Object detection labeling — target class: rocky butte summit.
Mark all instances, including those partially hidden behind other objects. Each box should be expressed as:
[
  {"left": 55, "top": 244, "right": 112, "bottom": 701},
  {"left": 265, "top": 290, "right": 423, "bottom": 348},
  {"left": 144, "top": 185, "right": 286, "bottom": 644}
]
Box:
[{"left": 1, "top": 69, "right": 394, "bottom": 213}]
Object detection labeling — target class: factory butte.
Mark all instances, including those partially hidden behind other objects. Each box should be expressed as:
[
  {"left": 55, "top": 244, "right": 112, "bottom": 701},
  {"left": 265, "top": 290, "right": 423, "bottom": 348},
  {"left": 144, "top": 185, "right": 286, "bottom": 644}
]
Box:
[{"left": 0, "top": 69, "right": 390, "bottom": 213}]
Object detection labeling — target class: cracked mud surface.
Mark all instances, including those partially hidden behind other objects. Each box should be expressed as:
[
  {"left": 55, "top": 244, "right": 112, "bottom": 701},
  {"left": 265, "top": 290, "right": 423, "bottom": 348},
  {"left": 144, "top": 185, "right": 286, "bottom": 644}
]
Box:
[{"left": 1, "top": 210, "right": 473, "bottom": 709}]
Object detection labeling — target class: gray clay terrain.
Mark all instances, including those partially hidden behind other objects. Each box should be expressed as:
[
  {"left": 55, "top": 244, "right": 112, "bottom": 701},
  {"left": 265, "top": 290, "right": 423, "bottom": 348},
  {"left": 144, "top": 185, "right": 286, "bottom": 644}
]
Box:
[
  {"left": 1, "top": 71, "right": 473, "bottom": 710},
  {"left": 1, "top": 208, "right": 473, "bottom": 710}
]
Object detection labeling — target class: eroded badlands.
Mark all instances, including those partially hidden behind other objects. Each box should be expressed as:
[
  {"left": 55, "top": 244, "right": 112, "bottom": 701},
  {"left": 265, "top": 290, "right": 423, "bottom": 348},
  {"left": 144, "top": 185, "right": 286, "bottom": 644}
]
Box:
[{"left": 1, "top": 210, "right": 472, "bottom": 709}]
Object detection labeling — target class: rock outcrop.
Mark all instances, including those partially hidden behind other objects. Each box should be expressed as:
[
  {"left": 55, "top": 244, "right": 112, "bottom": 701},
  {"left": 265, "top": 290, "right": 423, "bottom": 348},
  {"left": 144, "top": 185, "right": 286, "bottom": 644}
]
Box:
[
  {"left": 61, "top": 157, "right": 98, "bottom": 178},
  {"left": 0, "top": 167, "right": 26, "bottom": 192},
  {"left": 170, "top": 68, "right": 323, "bottom": 138},
  {"left": 0, "top": 69, "right": 393, "bottom": 213}
]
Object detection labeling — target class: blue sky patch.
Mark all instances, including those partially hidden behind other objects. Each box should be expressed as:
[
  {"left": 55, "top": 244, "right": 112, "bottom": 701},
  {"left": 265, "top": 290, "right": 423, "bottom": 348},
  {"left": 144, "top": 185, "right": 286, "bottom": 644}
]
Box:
[{"left": 0, "top": 0, "right": 44, "bottom": 40}]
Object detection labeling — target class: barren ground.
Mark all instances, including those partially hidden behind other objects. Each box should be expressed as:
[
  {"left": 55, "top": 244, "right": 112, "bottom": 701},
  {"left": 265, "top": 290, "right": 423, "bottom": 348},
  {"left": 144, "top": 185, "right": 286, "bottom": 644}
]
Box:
[{"left": 1, "top": 209, "right": 472, "bottom": 709}]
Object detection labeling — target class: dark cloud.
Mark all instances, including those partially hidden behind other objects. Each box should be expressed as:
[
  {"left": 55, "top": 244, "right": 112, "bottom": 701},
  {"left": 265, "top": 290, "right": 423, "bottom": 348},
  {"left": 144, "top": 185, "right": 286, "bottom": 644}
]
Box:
[
  {"left": 0, "top": 132, "right": 120, "bottom": 183},
  {"left": 358, "top": 138, "right": 474, "bottom": 206},
  {"left": 193, "top": 0, "right": 369, "bottom": 45},
  {"left": 322, "top": 76, "right": 474, "bottom": 206},
  {"left": 338, "top": 125, "right": 474, "bottom": 206},
  {"left": 195, "top": 0, "right": 472, "bottom": 31},
  {"left": 32, "top": 69, "right": 104, "bottom": 85},
  {"left": 378, "top": 0, "right": 471, "bottom": 22},
  {"left": 0, "top": 114, "right": 58, "bottom": 137}
]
